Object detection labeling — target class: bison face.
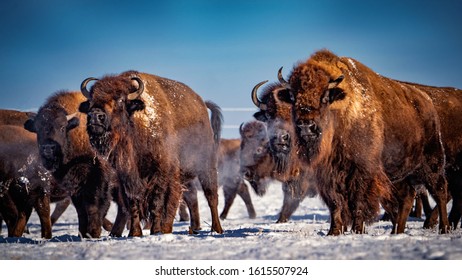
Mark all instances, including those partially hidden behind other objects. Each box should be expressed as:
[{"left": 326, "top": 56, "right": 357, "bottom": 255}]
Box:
[
  {"left": 268, "top": 118, "right": 294, "bottom": 173},
  {"left": 24, "top": 109, "right": 79, "bottom": 172},
  {"left": 251, "top": 76, "right": 294, "bottom": 173},
  {"left": 79, "top": 75, "right": 146, "bottom": 156},
  {"left": 290, "top": 74, "right": 345, "bottom": 163},
  {"left": 239, "top": 121, "right": 272, "bottom": 196}
]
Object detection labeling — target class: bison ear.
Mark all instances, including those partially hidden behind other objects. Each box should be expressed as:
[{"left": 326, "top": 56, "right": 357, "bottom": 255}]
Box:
[
  {"left": 66, "top": 117, "right": 80, "bottom": 131},
  {"left": 276, "top": 89, "right": 294, "bottom": 104},
  {"left": 253, "top": 111, "right": 267, "bottom": 122},
  {"left": 328, "top": 75, "right": 344, "bottom": 89},
  {"left": 127, "top": 99, "right": 145, "bottom": 115},
  {"left": 322, "top": 75, "right": 346, "bottom": 104},
  {"left": 79, "top": 101, "right": 90, "bottom": 113},
  {"left": 24, "top": 119, "right": 37, "bottom": 133}
]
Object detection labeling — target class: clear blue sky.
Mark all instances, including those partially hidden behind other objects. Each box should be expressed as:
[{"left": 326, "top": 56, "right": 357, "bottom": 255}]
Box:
[{"left": 1, "top": 0, "right": 461, "bottom": 138}]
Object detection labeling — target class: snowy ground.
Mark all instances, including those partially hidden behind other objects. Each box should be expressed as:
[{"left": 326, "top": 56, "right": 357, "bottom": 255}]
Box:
[{"left": 1, "top": 181, "right": 462, "bottom": 261}]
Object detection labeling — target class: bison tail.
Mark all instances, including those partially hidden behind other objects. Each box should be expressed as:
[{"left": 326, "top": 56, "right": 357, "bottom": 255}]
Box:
[{"left": 205, "top": 100, "right": 223, "bottom": 145}]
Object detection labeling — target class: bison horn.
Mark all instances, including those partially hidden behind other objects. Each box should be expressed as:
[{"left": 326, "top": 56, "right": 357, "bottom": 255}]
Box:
[
  {"left": 239, "top": 122, "right": 245, "bottom": 136},
  {"left": 80, "top": 77, "right": 98, "bottom": 99},
  {"left": 251, "top": 80, "right": 268, "bottom": 110},
  {"left": 277, "top": 67, "right": 290, "bottom": 87},
  {"left": 66, "top": 112, "right": 78, "bottom": 121},
  {"left": 328, "top": 75, "right": 345, "bottom": 89},
  {"left": 127, "top": 77, "right": 145, "bottom": 100}
]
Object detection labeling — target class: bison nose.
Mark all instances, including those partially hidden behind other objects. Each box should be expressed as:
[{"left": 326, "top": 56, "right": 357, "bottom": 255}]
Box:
[
  {"left": 89, "top": 110, "right": 106, "bottom": 125},
  {"left": 277, "top": 131, "right": 290, "bottom": 144},
  {"left": 240, "top": 167, "right": 251, "bottom": 180},
  {"left": 298, "top": 121, "right": 321, "bottom": 142},
  {"left": 41, "top": 144, "right": 56, "bottom": 158}
]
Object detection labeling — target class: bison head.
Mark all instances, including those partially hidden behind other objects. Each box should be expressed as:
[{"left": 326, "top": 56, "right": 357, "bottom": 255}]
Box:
[
  {"left": 78, "top": 74, "right": 145, "bottom": 156},
  {"left": 238, "top": 121, "right": 273, "bottom": 196},
  {"left": 24, "top": 107, "right": 79, "bottom": 172},
  {"left": 287, "top": 64, "right": 345, "bottom": 163},
  {"left": 251, "top": 68, "right": 295, "bottom": 173}
]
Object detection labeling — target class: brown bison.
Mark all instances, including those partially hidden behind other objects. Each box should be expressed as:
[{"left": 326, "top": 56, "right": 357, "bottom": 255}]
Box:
[
  {"left": 78, "top": 71, "right": 223, "bottom": 236},
  {"left": 245, "top": 74, "right": 317, "bottom": 223},
  {"left": 24, "top": 91, "right": 125, "bottom": 238},
  {"left": 280, "top": 49, "right": 449, "bottom": 235},
  {"left": 405, "top": 82, "right": 462, "bottom": 229},
  {"left": 0, "top": 124, "right": 62, "bottom": 238},
  {"left": 239, "top": 120, "right": 316, "bottom": 223},
  {"left": 0, "top": 109, "right": 73, "bottom": 238}
]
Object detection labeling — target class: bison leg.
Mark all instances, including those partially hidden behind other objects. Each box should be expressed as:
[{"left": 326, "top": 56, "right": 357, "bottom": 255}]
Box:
[
  {"left": 237, "top": 181, "right": 256, "bottom": 219},
  {"left": 0, "top": 196, "right": 19, "bottom": 237},
  {"left": 128, "top": 204, "right": 143, "bottom": 237},
  {"left": 392, "top": 181, "right": 416, "bottom": 234},
  {"left": 182, "top": 181, "right": 201, "bottom": 232},
  {"left": 85, "top": 204, "right": 103, "bottom": 238},
  {"left": 110, "top": 204, "right": 129, "bottom": 237},
  {"left": 220, "top": 182, "right": 239, "bottom": 220},
  {"left": 160, "top": 182, "right": 182, "bottom": 234},
  {"left": 178, "top": 201, "right": 189, "bottom": 222},
  {"left": 277, "top": 182, "right": 301, "bottom": 223},
  {"left": 51, "top": 197, "right": 71, "bottom": 226},
  {"left": 198, "top": 173, "right": 223, "bottom": 234},
  {"left": 425, "top": 176, "right": 450, "bottom": 233},
  {"left": 327, "top": 205, "right": 344, "bottom": 236},
  {"left": 71, "top": 196, "right": 89, "bottom": 238},
  {"left": 11, "top": 207, "right": 32, "bottom": 237},
  {"left": 34, "top": 194, "right": 52, "bottom": 239}
]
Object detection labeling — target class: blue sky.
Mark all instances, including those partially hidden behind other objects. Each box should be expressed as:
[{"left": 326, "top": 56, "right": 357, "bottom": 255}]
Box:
[{"left": 1, "top": 0, "right": 461, "bottom": 138}]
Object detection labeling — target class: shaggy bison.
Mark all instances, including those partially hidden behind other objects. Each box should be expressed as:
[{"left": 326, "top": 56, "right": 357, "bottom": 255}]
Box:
[
  {"left": 281, "top": 49, "right": 449, "bottom": 235},
  {"left": 0, "top": 124, "right": 61, "bottom": 238},
  {"left": 239, "top": 120, "right": 316, "bottom": 223},
  {"left": 24, "top": 91, "right": 125, "bottom": 238},
  {"left": 78, "top": 71, "right": 223, "bottom": 236}
]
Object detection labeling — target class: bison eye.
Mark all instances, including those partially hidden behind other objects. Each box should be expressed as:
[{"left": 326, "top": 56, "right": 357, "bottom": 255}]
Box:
[{"left": 256, "top": 146, "right": 264, "bottom": 155}]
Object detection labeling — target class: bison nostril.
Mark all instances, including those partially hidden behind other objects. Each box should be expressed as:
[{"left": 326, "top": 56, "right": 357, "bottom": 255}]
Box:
[
  {"left": 97, "top": 114, "right": 106, "bottom": 122},
  {"left": 308, "top": 123, "right": 317, "bottom": 133},
  {"left": 41, "top": 144, "right": 55, "bottom": 156}
]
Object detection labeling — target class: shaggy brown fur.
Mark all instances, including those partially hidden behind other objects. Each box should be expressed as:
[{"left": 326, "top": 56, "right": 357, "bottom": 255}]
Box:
[
  {"left": 24, "top": 92, "right": 125, "bottom": 238},
  {"left": 79, "top": 71, "right": 223, "bottom": 236},
  {"left": 287, "top": 49, "right": 448, "bottom": 235}
]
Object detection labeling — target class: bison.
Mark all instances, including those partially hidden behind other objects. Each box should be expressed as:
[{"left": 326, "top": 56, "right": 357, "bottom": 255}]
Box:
[
  {"left": 248, "top": 73, "right": 318, "bottom": 222},
  {"left": 239, "top": 120, "right": 316, "bottom": 223},
  {"left": 78, "top": 71, "right": 223, "bottom": 236},
  {"left": 0, "top": 124, "right": 62, "bottom": 238},
  {"left": 280, "top": 49, "right": 449, "bottom": 235},
  {"left": 24, "top": 91, "right": 125, "bottom": 238},
  {"left": 405, "top": 82, "right": 462, "bottom": 229},
  {"left": 0, "top": 109, "right": 73, "bottom": 238}
]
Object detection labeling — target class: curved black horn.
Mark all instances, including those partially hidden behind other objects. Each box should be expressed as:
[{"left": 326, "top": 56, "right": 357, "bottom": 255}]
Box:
[
  {"left": 239, "top": 122, "right": 245, "bottom": 136},
  {"left": 251, "top": 80, "right": 268, "bottom": 110},
  {"left": 277, "top": 67, "right": 291, "bottom": 90},
  {"left": 80, "top": 77, "right": 98, "bottom": 99},
  {"left": 127, "top": 77, "right": 145, "bottom": 100}
]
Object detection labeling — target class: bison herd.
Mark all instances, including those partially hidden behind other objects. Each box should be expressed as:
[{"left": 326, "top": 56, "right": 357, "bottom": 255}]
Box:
[{"left": 1, "top": 49, "right": 462, "bottom": 239}]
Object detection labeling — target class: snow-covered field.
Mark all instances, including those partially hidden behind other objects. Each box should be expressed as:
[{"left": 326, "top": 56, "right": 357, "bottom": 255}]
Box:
[{"left": 1, "top": 181, "right": 462, "bottom": 261}]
